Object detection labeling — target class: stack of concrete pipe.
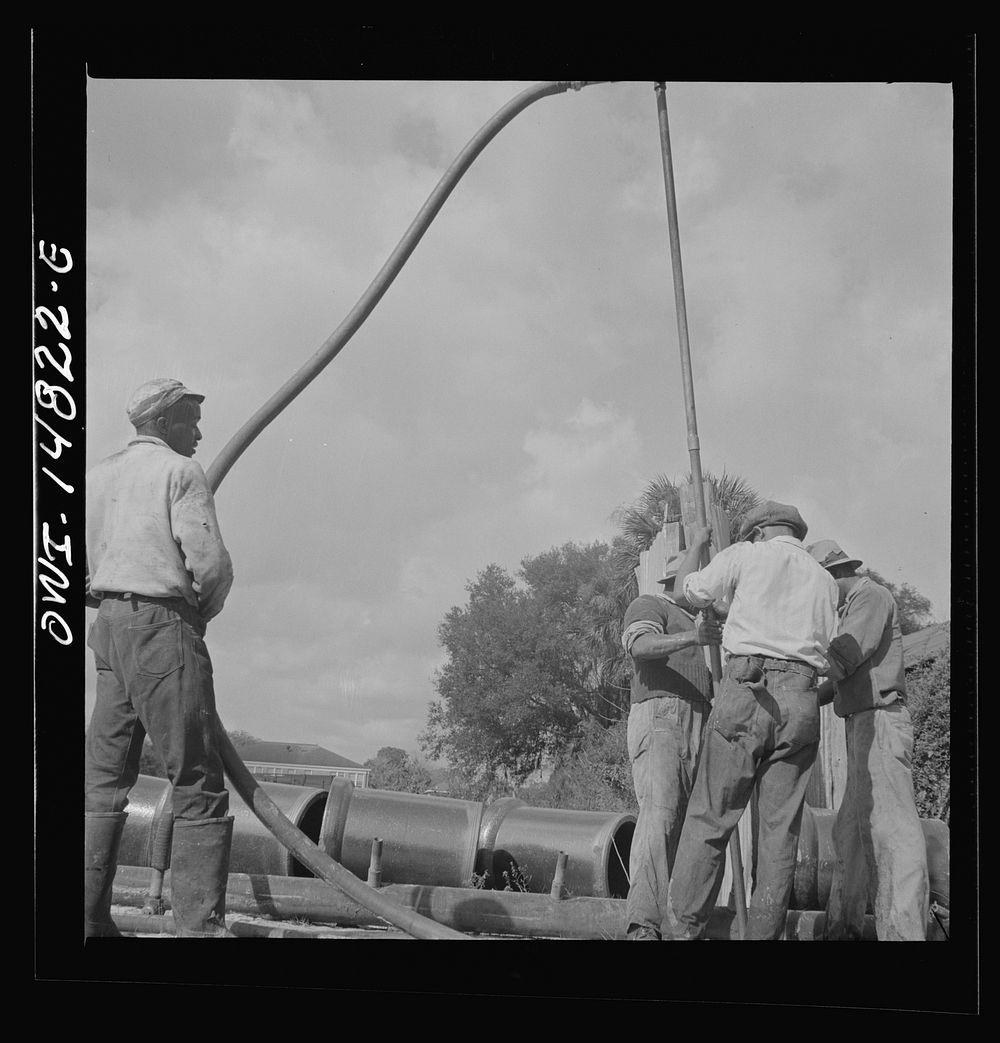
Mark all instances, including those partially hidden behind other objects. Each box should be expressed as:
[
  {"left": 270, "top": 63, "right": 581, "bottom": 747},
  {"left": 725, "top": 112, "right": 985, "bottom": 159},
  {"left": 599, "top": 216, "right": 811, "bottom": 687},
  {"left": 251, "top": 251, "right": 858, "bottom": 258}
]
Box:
[
  {"left": 118, "top": 774, "right": 636, "bottom": 899},
  {"left": 115, "top": 775, "right": 949, "bottom": 938}
]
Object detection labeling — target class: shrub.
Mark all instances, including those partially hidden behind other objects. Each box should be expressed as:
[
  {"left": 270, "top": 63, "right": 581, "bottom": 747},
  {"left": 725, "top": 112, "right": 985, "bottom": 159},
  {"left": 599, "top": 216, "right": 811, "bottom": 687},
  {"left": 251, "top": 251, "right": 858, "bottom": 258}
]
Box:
[
  {"left": 526, "top": 719, "right": 634, "bottom": 812},
  {"left": 907, "top": 648, "right": 950, "bottom": 821}
]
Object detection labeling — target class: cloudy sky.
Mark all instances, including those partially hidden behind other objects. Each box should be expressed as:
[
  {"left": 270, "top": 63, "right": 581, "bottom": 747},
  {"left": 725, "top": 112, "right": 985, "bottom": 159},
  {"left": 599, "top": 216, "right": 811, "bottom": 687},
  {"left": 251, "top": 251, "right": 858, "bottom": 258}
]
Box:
[{"left": 84, "top": 78, "right": 953, "bottom": 765}]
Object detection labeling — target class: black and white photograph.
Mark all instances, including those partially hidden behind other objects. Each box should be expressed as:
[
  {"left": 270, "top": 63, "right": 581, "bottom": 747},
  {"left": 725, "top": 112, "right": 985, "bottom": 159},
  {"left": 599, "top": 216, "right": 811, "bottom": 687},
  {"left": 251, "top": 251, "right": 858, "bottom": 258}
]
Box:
[{"left": 32, "top": 31, "right": 977, "bottom": 1009}]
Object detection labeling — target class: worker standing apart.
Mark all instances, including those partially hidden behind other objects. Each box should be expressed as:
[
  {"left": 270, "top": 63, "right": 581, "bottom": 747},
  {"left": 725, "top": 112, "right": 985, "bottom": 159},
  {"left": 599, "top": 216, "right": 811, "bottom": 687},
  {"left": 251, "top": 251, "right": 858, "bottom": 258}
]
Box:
[
  {"left": 620, "top": 551, "right": 722, "bottom": 940},
  {"left": 84, "top": 379, "right": 235, "bottom": 938},
  {"left": 664, "top": 501, "right": 838, "bottom": 940},
  {"left": 807, "top": 539, "right": 929, "bottom": 940}
]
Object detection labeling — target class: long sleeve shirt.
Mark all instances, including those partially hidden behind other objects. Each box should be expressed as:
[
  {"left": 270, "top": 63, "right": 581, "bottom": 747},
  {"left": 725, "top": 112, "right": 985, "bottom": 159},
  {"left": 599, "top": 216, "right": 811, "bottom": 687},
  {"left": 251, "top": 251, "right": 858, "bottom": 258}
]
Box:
[
  {"left": 86, "top": 437, "right": 234, "bottom": 621},
  {"left": 824, "top": 576, "right": 907, "bottom": 718},
  {"left": 681, "top": 535, "right": 838, "bottom": 672}
]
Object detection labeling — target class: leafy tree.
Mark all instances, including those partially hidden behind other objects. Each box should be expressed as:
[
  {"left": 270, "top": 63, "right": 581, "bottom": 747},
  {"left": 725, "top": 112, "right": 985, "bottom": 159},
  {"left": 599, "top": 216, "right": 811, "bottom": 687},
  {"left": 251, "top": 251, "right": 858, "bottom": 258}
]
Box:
[
  {"left": 364, "top": 746, "right": 433, "bottom": 794},
  {"left": 421, "top": 546, "right": 621, "bottom": 792},
  {"left": 859, "top": 568, "right": 934, "bottom": 635},
  {"left": 227, "top": 729, "right": 261, "bottom": 748},
  {"left": 907, "top": 648, "right": 951, "bottom": 821}
]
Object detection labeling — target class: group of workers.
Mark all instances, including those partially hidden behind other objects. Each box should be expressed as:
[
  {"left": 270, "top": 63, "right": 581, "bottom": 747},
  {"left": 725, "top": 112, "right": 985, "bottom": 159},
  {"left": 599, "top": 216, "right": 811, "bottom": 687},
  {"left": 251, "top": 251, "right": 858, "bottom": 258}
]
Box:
[
  {"left": 82, "top": 377, "right": 930, "bottom": 943},
  {"left": 622, "top": 499, "right": 931, "bottom": 941}
]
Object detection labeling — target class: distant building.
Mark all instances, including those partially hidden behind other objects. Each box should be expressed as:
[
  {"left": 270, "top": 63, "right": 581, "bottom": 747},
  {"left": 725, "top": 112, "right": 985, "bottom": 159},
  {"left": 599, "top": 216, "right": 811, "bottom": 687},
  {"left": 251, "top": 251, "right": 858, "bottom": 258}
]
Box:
[{"left": 238, "top": 741, "right": 371, "bottom": 789}]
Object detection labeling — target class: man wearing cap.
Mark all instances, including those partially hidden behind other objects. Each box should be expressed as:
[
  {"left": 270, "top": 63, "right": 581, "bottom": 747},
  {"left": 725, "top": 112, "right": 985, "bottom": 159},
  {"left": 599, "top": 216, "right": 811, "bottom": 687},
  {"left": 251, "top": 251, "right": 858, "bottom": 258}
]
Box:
[
  {"left": 662, "top": 501, "right": 839, "bottom": 940},
  {"left": 807, "top": 539, "right": 929, "bottom": 941},
  {"left": 84, "top": 378, "right": 236, "bottom": 938},
  {"left": 620, "top": 547, "right": 722, "bottom": 940}
]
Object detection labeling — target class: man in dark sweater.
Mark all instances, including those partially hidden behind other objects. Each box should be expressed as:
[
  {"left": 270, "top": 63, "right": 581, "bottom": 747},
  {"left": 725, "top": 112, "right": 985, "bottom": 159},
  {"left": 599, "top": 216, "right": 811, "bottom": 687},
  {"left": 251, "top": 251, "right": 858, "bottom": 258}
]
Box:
[
  {"left": 809, "top": 539, "right": 929, "bottom": 940},
  {"left": 621, "top": 547, "right": 722, "bottom": 940}
]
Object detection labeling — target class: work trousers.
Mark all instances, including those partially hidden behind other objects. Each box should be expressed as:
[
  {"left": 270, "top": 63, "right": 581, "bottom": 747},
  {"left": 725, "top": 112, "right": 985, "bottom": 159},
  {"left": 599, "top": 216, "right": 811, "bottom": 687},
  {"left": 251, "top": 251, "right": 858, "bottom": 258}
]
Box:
[
  {"left": 624, "top": 695, "right": 706, "bottom": 935},
  {"left": 85, "top": 594, "right": 229, "bottom": 821},
  {"left": 826, "top": 703, "right": 928, "bottom": 940},
  {"left": 664, "top": 656, "right": 820, "bottom": 940}
]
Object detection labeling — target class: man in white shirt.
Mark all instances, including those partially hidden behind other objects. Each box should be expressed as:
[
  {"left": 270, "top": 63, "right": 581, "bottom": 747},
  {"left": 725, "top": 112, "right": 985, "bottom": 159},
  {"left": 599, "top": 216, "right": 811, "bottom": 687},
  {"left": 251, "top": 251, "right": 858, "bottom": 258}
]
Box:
[
  {"left": 663, "top": 500, "right": 838, "bottom": 940},
  {"left": 84, "top": 378, "right": 236, "bottom": 938}
]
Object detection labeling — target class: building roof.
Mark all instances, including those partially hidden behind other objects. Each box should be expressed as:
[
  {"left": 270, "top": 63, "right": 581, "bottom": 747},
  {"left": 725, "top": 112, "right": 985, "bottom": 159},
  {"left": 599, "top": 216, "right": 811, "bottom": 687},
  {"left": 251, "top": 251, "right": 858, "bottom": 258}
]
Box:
[
  {"left": 902, "top": 621, "right": 950, "bottom": 670},
  {"left": 237, "top": 741, "right": 366, "bottom": 770}
]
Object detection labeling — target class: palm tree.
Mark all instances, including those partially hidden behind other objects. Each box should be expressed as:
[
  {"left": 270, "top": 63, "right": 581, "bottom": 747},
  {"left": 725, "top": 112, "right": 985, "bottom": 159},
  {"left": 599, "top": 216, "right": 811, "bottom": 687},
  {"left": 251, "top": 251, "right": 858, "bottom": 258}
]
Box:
[{"left": 611, "top": 469, "right": 761, "bottom": 602}]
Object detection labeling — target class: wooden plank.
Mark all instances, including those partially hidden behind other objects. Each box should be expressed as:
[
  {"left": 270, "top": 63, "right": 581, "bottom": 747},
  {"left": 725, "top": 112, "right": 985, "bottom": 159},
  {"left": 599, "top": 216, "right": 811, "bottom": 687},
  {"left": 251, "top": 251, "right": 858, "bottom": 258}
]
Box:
[
  {"left": 711, "top": 503, "right": 732, "bottom": 553},
  {"left": 718, "top": 806, "right": 755, "bottom": 909},
  {"left": 662, "top": 520, "right": 682, "bottom": 559},
  {"left": 634, "top": 521, "right": 684, "bottom": 596},
  {"left": 822, "top": 703, "right": 848, "bottom": 809},
  {"left": 679, "top": 480, "right": 731, "bottom": 560}
]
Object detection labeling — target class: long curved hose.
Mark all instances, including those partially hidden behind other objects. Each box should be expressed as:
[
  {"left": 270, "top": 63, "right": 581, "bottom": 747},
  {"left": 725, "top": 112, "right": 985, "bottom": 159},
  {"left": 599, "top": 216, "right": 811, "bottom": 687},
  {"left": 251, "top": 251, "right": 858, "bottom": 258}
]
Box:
[
  {"left": 202, "top": 80, "right": 608, "bottom": 939},
  {"left": 205, "top": 81, "right": 604, "bottom": 491}
]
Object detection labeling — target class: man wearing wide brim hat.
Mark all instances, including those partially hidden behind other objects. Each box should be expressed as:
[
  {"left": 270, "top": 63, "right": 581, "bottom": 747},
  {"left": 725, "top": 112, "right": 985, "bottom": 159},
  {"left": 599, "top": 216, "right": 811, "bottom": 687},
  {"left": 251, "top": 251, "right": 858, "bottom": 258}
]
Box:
[
  {"left": 619, "top": 547, "right": 722, "bottom": 939},
  {"left": 661, "top": 500, "right": 839, "bottom": 941},
  {"left": 84, "top": 378, "right": 236, "bottom": 938},
  {"left": 807, "top": 539, "right": 929, "bottom": 941}
]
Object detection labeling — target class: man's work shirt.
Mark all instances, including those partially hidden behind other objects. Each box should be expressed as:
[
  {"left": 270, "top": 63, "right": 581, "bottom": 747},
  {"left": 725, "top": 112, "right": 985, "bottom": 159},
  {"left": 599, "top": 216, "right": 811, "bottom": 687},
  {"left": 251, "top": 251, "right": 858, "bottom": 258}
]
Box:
[
  {"left": 622, "top": 593, "right": 713, "bottom": 705},
  {"left": 87, "top": 437, "right": 234, "bottom": 621},
  {"left": 825, "top": 577, "right": 906, "bottom": 718},
  {"left": 681, "top": 536, "right": 838, "bottom": 672}
]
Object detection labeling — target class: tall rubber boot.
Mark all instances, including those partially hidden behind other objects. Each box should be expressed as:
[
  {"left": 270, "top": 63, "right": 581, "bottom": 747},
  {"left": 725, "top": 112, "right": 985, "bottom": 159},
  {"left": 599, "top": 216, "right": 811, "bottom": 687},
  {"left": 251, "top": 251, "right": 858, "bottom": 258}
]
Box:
[
  {"left": 85, "top": 812, "right": 126, "bottom": 938},
  {"left": 169, "top": 816, "right": 235, "bottom": 937}
]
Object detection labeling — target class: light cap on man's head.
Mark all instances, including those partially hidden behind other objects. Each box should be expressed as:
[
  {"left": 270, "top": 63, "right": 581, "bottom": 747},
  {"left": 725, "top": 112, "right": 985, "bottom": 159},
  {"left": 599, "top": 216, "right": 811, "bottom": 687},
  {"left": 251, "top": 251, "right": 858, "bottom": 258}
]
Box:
[
  {"left": 127, "top": 378, "right": 204, "bottom": 427},
  {"left": 739, "top": 500, "right": 808, "bottom": 541},
  {"left": 806, "top": 539, "right": 863, "bottom": 572}
]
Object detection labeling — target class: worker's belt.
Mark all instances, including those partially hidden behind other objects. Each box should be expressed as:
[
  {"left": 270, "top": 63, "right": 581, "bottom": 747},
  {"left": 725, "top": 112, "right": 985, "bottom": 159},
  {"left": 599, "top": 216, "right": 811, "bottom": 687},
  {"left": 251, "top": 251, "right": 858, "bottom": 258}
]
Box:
[
  {"left": 726, "top": 654, "right": 817, "bottom": 683},
  {"left": 96, "top": 591, "right": 187, "bottom": 604},
  {"left": 95, "top": 591, "right": 205, "bottom": 632}
]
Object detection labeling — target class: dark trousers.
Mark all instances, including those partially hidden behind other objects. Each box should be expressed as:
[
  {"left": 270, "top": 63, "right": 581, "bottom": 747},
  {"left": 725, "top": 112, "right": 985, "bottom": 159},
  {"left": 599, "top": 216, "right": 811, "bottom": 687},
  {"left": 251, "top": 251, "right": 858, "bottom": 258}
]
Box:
[
  {"left": 664, "top": 655, "right": 820, "bottom": 940},
  {"left": 85, "top": 594, "right": 229, "bottom": 821}
]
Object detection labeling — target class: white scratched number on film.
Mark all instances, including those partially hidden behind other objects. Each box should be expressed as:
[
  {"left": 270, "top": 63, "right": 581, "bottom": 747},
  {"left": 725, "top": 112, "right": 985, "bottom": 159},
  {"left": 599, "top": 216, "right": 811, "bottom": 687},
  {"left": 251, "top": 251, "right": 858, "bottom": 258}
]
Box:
[{"left": 35, "top": 239, "right": 76, "bottom": 646}]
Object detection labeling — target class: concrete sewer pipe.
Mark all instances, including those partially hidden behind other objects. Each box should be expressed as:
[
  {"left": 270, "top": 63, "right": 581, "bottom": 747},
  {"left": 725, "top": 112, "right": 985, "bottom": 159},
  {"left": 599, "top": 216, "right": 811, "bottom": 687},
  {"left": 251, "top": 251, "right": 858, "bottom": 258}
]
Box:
[
  {"left": 120, "top": 774, "right": 948, "bottom": 913},
  {"left": 120, "top": 775, "right": 637, "bottom": 899}
]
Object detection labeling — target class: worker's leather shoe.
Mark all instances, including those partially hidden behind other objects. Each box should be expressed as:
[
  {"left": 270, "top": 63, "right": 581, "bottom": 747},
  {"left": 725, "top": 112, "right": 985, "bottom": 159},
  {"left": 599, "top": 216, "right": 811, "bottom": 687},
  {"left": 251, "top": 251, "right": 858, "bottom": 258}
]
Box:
[
  {"left": 85, "top": 812, "right": 127, "bottom": 938},
  {"left": 170, "top": 816, "right": 235, "bottom": 937}
]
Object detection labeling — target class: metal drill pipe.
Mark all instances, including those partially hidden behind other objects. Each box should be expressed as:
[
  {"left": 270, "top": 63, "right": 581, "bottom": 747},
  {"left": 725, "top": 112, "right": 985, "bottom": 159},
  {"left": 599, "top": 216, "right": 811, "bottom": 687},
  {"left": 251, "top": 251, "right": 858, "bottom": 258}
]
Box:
[{"left": 654, "top": 81, "right": 748, "bottom": 938}]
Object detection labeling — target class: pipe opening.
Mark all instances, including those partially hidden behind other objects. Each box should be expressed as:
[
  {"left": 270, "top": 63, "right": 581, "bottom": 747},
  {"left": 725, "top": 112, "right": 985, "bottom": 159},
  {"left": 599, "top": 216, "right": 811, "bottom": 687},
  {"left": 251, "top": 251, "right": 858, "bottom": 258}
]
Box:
[
  {"left": 290, "top": 796, "right": 328, "bottom": 877},
  {"left": 607, "top": 820, "right": 634, "bottom": 899}
]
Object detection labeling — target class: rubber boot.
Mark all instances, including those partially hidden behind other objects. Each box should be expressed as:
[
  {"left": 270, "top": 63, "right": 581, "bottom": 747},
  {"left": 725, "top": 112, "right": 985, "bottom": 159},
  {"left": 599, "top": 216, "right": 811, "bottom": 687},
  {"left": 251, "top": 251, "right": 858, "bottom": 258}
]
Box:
[
  {"left": 169, "top": 816, "right": 235, "bottom": 937},
  {"left": 85, "top": 812, "right": 126, "bottom": 938}
]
